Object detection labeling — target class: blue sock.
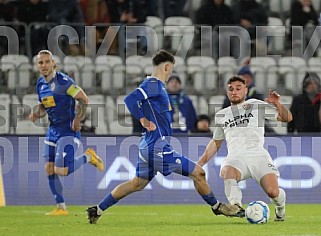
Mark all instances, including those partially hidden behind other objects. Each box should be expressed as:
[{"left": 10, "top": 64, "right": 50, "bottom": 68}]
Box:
[
  {"left": 98, "top": 193, "right": 119, "bottom": 211},
  {"left": 48, "top": 174, "right": 64, "bottom": 204},
  {"left": 201, "top": 191, "right": 218, "bottom": 206},
  {"left": 67, "top": 155, "right": 87, "bottom": 175}
]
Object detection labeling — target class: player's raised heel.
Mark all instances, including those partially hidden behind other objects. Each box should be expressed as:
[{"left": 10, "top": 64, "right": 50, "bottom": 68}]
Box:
[
  {"left": 212, "top": 203, "right": 244, "bottom": 217},
  {"left": 274, "top": 208, "right": 285, "bottom": 221},
  {"left": 45, "top": 208, "right": 68, "bottom": 216},
  {"left": 85, "top": 148, "right": 104, "bottom": 171},
  {"left": 86, "top": 206, "right": 101, "bottom": 224}
]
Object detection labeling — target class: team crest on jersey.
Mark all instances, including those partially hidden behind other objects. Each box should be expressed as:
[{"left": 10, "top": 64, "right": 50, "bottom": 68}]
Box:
[
  {"left": 50, "top": 82, "right": 55, "bottom": 91},
  {"left": 242, "top": 103, "right": 253, "bottom": 110}
]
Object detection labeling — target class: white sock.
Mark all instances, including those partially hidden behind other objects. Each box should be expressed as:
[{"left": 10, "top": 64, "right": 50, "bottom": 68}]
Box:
[
  {"left": 97, "top": 205, "right": 103, "bottom": 215},
  {"left": 270, "top": 188, "right": 286, "bottom": 207},
  {"left": 57, "top": 202, "right": 67, "bottom": 210},
  {"left": 224, "top": 179, "right": 242, "bottom": 206},
  {"left": 270, "top": 188, "right": 286, "bottom": 217},
  {"left": 85, "top": 153, "right": 92, "bottom": 162},
  {"left": 212, "top": 201, "right": 220, "bottom": 210}
]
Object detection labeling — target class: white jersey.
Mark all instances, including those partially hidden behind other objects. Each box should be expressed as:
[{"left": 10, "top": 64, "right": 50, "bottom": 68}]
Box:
[{"left": 213, "top": 99, "right": 278, "bottom": 157}]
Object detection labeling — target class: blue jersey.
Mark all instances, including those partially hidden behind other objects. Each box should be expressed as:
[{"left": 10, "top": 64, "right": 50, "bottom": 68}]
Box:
[
  {"left": 36, "top": 71, "right": 81, "bottom": 142},
  {"left": 124, "top": 77, "right": 173, "bottom": 152}
]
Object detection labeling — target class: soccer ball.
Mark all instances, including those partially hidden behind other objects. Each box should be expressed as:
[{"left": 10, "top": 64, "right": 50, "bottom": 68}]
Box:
[{"left": 245, "top": 201, "right": 270, "bottom": 224}]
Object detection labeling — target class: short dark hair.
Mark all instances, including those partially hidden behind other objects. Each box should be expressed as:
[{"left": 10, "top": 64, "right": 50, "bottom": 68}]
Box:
[
  {"left": 227, "top": 75, "right": 246, "bottom": 85},
  {"left": 152, "top": 49, "right": 175, "bottom": 66}
]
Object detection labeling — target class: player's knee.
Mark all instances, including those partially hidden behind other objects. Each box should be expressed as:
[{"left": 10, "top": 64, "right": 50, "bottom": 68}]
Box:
[
  {"left": 45, "top": 163, "right": 54, "bottom": 175},
  {"left": 130, "top": 179, "right": 147, "bottom": 192},
  {"left": 266, "top": 187, "right": 279, "bottom": 198},
  {"left": 134, "top": 185, "right": 145, "bottom": 191},
  {"left": 193, "top": 166, "right": 206, "bottom": 181},
  {"left": 198, "top": 168, "right": 206, "bottom": 179},
  {"left": 54, "top": 167, "right": 68, "bottom": 176}
]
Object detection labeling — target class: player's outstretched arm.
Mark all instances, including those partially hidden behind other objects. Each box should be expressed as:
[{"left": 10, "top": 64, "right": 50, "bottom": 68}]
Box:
[
  {"left": 197, "top": 139, "right": 223, "bottom": 167},
  {"left": 28, "top": 104, "right": 46, "bottom": 122},
  {"left": 265, "top": 90, "right": 293, "bottom": 123},
  {"left": 73, "top": 89, "right": 89, "bottom": 132}
]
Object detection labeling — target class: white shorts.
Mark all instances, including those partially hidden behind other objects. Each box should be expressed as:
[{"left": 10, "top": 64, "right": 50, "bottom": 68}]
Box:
[{"left": 220, "top": 153, "right": 280, "bottom": 183}]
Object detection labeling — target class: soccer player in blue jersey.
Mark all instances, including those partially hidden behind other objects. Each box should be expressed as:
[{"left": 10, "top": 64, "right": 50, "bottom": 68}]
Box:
[
  {"left": 86, "top": 49, "right": 241, "bottom": 224},
  {"left": 28, "top": 50, "right": 104, "bottom": 216}
]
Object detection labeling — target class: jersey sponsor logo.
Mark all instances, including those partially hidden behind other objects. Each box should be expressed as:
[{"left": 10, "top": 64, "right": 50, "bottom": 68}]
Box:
[
  {"left": 224, "top": 113, "right": 254, "bottom": 128},
  {"left": 41, "top": 96, "right": 56, "bottom": 108},
  {"left": 224, "top": 103, "right": 255, "bottom": 128}
]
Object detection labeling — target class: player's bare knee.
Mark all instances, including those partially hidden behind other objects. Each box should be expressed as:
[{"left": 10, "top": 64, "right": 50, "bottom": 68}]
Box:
[
  {"left": 198, "top": 168, "right": 206, "bottom": 179},
  {"left": 266, "top": 187, "right": 279, "bottom": 198},
  {"left": 131, "top": 179, "right": 147, "bottom": 191},
  {"left": 221, "top": 166, "right": 241, "bottom": 180},
  {"left": 134, "top": 185, "right": 145, "bottom": 191},
  {"left": 192, "top": 166, "right": 206, "bottom": 182},
  {"left": 54, "top": 167, "right": 68, "bottom": 176},
  {"left": 45, "top": 163, "right": 54, "bottom": 175}
]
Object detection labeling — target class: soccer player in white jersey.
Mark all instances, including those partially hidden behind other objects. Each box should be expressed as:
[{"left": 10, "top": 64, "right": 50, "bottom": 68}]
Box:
[{"left": 198, "top": 75, "right": 293, "bottom": 221}]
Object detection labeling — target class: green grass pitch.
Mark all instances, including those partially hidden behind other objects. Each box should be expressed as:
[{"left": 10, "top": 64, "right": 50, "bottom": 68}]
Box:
[{"left": 0, "top": 204, "right": 321, "bottom": 236}]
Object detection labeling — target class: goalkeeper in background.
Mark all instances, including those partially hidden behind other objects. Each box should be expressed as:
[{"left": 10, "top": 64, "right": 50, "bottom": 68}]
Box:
[{"left": 28, "top": 50, "right": 104, "bottom": 216}]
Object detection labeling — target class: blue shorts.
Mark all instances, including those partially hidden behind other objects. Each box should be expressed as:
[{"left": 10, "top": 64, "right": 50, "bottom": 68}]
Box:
[
  {"left": 136, "top": 148, "right": 196, "bottom": 181},
  {"left": 43, "top": 135, "right": 83, "bottom": 168}
]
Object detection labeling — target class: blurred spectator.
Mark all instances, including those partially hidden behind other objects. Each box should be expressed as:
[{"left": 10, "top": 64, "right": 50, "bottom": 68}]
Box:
[
  {"left": 167, "top": 73, "right": 197, "bottom": 133},
  {"left": 47, "top": 0, "right": 86, "bottom": 56},
  {"left": 0, "top": 0, "right": 16, "bottom": 22},
  {"left": 0, "top": 0, "right": 17, "bottom": 56},
  {"left": 79, "top": 0, "right": 118, "bottom": 55},
  {"left": 195, "top": 0, "right": 235, "bottom": 59},
  {"left": 191, "top": 114, "right": 212, "bottom": 134},
  {"left": 288, "top": 72, "right": 321, "bottom": 133},
  {"left": 195, "top": 0, "right": 234, "bottom": 28},
  {"left": 17, "top": 0, "right": 46, "bottom": 25},
  {"left": 146, "top": 0, "right": 158, "bottom": 16},
  {"left": 107, "top": 0, "right": 148, "bottom": 55},
  {"left": 222, "top": 64, "right": 263, "bottom": 108},
  {"left": 163, "top": 0, "right": 187, "bottom": 19},
  {"left": 289, "top": 0, "right": 319, "bottom": 58},
  {"left": 231, "top": 0, "right": 268, "bottom": 56},
  {"left": 17, "top": 0, "right": 48, "bottom": 56},
  {"left": 80, "top": 0, "right": 110, "bottom": 25}
]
